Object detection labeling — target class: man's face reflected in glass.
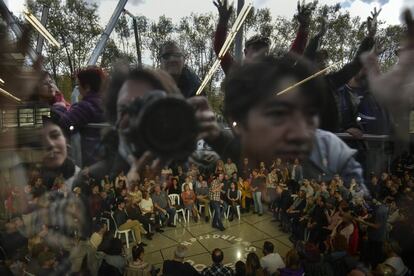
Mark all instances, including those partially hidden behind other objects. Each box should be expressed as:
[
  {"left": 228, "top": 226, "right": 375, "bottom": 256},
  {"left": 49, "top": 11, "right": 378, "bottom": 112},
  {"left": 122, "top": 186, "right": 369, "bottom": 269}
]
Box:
[
  {"left": 160, "top": 45, "right": 185, "bottom": 78},
  {"left": 236, "top": 77, "right": 318, "bottom": 167}
]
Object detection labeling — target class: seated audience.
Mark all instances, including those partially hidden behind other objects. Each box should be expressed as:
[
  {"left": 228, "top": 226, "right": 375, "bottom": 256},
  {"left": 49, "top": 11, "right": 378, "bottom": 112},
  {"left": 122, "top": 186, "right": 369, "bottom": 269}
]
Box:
[
  {"left": 202, "top": 248, "right": 234, "bottom": 276},
  {"left": 245, "top": 252, "right": 265, "bottom": 276},
  {"left": 162, "top": 245, "right": 200, "bottom": 276},
  {"left": 260, "top": 241, "right": 285, "bottom": 274},
  {"left": 181, "top": 183, "right": 199, "bottom": 222},
  {"left": 124, "top": 245, "right": 159, "bottom": 276},
  {"left": 113, "top": 198, "right": 147, "bottom": 247},
  {"left": 152, "top": 184, "right": 176, "bottom": 227}
]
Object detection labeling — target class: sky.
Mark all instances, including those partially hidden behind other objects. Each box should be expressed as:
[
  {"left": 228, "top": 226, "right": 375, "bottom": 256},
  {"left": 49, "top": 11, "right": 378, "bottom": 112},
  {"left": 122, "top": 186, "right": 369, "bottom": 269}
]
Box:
[{"left": 5, "top": 0, "right": 414, "bottom": 27}]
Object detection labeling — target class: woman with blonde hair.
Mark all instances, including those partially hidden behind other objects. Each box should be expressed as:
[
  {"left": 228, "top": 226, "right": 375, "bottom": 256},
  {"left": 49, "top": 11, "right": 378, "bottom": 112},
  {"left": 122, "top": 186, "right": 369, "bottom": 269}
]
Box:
[{"left": 238, "top": 177, "right": 252, "bottom": 213}]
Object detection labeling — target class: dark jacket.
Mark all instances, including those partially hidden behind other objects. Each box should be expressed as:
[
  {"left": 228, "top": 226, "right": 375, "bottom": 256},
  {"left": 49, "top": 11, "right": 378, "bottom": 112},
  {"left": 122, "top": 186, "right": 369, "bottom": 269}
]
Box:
[
  {"left": 113, "top": 209, "right": 128, "bottom": 227},
  {"left": 177, "top": 66, "right": 201, "bottom": 98},
  {"left": 323, "top": 251, "right": 358, "bottom": 276},
  {"left": 52, "top": 92, "right": 105, "bottom": 166},
  {"left": 162, "top": 260, "right": 200, "bottom": 276},
  {"left": 305, "top": 35, "right": 375, "bottom": 131}
]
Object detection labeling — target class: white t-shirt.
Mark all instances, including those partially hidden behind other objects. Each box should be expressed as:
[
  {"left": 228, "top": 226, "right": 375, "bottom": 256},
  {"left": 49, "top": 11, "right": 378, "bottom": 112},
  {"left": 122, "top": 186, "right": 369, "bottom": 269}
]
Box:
[
  {"left": 260, "top": 253, "right": 285, "bottom": 274},
  {"left": 139, "top": 198, "right": 154, "bottom": 214},
  {"left": 340, "top": 223, "right": 354, "bottom": 244}
]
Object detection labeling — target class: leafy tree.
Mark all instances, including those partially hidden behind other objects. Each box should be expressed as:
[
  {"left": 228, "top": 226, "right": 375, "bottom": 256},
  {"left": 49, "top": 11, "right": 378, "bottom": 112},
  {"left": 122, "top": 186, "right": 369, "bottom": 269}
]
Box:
[
  {"left": 115, "top": 14, "right": 131, "bottom": 53},
  {"left": 177, "top": 13, "right": 216, "bottom": 78},
  {"left": 144, "top": 15, "right": 174, "bottom": 67},
  {"left": 27, "top": 0, "right": 102, "bottom": 90}
]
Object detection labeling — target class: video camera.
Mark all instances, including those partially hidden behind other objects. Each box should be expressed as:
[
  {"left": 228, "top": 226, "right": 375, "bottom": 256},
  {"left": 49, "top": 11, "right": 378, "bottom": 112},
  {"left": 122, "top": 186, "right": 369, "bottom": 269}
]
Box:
[{"left": 123, "top": 90, "right": 198, "bottom": 161}]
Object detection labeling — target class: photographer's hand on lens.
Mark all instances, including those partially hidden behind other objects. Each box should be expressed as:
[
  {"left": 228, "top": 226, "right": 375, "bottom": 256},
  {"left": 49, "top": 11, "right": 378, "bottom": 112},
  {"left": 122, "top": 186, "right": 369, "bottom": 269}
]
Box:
[{"left": 187, "top": 96, "right": 221, "bottom": 142}]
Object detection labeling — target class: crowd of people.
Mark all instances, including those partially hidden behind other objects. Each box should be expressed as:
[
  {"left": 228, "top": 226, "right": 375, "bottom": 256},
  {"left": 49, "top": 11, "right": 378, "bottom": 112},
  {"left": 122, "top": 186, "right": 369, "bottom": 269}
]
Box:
[{"left": 1, "top": 0, "right": 414, "bottom": 275}]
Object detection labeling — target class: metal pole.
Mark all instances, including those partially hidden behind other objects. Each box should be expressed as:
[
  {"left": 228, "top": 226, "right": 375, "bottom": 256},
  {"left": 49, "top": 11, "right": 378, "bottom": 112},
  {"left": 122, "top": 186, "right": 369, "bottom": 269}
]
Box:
[
  {"left": 87, "top": 0, "right": 128, "bottom": 65},
  {"left": 36, "top": 5, "right": 49, "bottom": 55},
  {"left": 132, "top": 17, "right": 142, "bottom": 67},
  {"left": 234, "top": 0, "right": 244, "bottom": 62}
]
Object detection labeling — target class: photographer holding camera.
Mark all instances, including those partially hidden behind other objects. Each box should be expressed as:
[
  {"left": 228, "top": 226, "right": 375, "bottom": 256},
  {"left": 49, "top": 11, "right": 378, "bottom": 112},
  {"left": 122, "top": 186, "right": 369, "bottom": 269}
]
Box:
[{"left": 73, "top": 66, "right": 199, "bottom": 188}]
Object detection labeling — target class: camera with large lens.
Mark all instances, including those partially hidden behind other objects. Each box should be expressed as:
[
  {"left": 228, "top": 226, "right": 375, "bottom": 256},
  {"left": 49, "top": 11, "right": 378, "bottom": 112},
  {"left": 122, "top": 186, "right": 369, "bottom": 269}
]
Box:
[{"left": 123, "top": 90, "right": 198, "bottom": 161}]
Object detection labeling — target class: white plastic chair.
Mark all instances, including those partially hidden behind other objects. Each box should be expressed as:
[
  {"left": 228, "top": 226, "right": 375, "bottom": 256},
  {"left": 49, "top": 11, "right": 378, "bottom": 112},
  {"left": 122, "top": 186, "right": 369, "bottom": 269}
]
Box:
[
  {"left": 226, "top": 205, "right": 241, "bottom": 220},
  {"left": 110, "top": 212, "right": 136, "bottom": 248},
  {"left": 168, "top": 194, "right": 187, "bottom": 224},
  {"left": 226, "top": 191, "right": 242, "bottom": 220},
  {"left": 198, "top": 204, "right": 212, "bottom": 218}
]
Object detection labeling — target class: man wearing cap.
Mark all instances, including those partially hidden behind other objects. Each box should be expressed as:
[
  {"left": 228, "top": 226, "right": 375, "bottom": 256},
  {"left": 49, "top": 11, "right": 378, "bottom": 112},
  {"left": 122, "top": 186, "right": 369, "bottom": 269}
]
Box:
[{"left": 113, "top": 197, "right": 148, "bottom": 247}]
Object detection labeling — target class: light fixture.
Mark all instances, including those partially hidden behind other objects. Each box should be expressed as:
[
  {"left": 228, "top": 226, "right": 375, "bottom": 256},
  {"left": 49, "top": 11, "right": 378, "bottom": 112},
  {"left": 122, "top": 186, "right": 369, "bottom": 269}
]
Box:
[
  {"left": 24, "top": 11, "right": 60, "bottom": 48},
  {"left": 236, "top": 250, "right": 242, "bottom": 259},
  {"left": 0, "top": 78, "right": 4, "bottom": 84},
  {"left": 232, "top": 121, "right": 237, "bottom": 127},
  {"left": 0, "top": 87, "right": 22, "bottom": 103},
  {"left": 356, "top": 116, "right": 362, "bottom": 122}
]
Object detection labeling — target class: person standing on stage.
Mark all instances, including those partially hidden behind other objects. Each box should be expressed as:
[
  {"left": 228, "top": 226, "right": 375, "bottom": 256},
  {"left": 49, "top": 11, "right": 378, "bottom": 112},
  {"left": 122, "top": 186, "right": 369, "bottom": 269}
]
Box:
[{"left": 209, "top": 174, "right": 226, "bottom": 231}]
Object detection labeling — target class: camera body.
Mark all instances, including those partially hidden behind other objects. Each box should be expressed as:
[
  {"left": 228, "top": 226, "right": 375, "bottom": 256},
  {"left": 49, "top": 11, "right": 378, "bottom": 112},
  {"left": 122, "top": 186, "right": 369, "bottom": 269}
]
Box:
[{"left": 123, "top": 90, "right": 198, "bottom": 161}]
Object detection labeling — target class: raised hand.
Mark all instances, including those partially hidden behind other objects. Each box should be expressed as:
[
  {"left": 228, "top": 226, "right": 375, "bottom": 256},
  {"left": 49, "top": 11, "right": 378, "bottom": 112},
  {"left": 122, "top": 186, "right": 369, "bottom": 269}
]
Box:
[
  {"left": 318, "top": 6, "right": 328, "bottom": 37},
  {"left": 213, "top": 0, "right": 233, "bottom": 22},
  {"left": 361, "top": 9, "right": 414, "bottom": 142},
  {"left": 296, "top": 0, "right": 316, "bottom": 27},
  {"left": 367, "top": 7, "right": 382, "bottom": 38}
]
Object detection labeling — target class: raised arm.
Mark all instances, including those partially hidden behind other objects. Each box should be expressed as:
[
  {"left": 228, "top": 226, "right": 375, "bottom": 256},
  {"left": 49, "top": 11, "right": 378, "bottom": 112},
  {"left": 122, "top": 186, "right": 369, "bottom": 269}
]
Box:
[
  {"left": 304, "top": 8, "right": 328, "bottom": 60},
  {"left": 290, "top": 0, "right": 315, "bottom": 54},
  {"left": 213, "top": 0, "right": 235, "bottom": 74},
  {"left": 326, "top": 8, "right": 380, "bottom": 89}
]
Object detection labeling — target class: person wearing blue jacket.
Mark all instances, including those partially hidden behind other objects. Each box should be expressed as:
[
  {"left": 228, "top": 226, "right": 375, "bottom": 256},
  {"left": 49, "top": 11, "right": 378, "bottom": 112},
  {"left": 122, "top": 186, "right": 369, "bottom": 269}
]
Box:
[{"left": 52, "top": 66, "right": 105, "bottom": 167}]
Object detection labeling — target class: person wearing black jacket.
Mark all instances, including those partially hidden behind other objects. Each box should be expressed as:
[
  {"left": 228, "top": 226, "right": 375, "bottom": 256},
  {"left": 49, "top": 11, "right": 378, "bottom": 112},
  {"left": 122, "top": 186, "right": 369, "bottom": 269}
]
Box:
[
  {"left": 306, "top": 196, "right": 329, "bottom": 244},
  {"left": 304, "top": 10, "right": 379, "bottom": 132},
  {"left": 113, "top": 198, "right": 147, "bottom": 247}
]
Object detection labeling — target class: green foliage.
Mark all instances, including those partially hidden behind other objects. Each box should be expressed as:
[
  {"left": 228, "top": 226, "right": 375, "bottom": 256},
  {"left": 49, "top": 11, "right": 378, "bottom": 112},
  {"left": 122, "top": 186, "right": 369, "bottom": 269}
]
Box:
[
  {"left": 177, "top": 13, "right": 216, "bottom": 78},
  {"left": 27, "top": 0, "right": 102, "bottom": 93},
  {"left": 144, "top": 15, "right": 175, "bottom": 67},
  {"left": 27, "top": 0, "right": 404, "bottom": 105}
]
